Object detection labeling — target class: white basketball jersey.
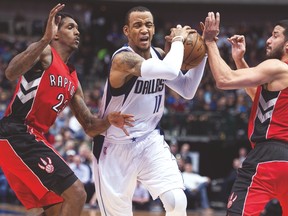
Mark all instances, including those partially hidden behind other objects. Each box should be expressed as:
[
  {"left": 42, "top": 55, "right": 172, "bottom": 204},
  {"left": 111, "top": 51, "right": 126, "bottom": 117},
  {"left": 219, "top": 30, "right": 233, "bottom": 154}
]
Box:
[{"left": 100, "top": 45, "right": 165, "bottom": 144}]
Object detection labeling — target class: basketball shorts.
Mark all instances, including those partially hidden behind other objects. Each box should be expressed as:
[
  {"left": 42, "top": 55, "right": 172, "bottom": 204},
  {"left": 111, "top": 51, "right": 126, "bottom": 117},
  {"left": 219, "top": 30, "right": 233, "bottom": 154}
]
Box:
[
  {"left": 0, "top": 119, "right": 78, "bottom": 209},
  {"left": 92, "top": 129, "right": 184, "bottom": 216},
  {"left": 227, "top": 140, "right": 288, "bottom": 216}
]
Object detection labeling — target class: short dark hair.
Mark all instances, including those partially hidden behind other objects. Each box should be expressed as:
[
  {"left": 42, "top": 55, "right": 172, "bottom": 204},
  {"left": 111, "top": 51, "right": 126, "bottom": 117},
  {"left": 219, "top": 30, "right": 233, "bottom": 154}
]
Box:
[
  {"left": 184, "top": 157, "right": 192, "bottom": 164},
  {"left": 276, "top": 19, "right": 288, "bottom": 42},
  {"left": 43, "top": 12, "right": 75, "bottom": 33},
  {"left": 124, "top": 6, "right": 152, "bottom": 25},
  {"left": 56, "top": 12, "right": 75, "bottom": 29}
]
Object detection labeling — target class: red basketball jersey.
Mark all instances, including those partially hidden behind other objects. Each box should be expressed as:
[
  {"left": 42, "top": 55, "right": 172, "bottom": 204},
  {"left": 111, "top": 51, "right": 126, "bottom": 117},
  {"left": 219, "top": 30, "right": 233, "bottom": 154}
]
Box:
[
  {"left": 4, "top": 47, "right": 78, "bottom": 133},
  {"left": 248, "top": 85, "right": 288, "bottom": 148}
]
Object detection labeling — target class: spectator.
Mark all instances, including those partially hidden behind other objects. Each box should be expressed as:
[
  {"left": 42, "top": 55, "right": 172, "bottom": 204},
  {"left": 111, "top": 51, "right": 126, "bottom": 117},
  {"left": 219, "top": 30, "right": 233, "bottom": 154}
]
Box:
[
  {"left": 182, "top": 160, "right": 213, "bottom": 213},
  {"left": 69, "top": 155, "right": 90, "bottom": 188},
  {"left": 180, "top": 143, "right": 192, "bottom": 162},
  {"left": 65, "top": 149, "right": 76, "bottom": 166},
  {"left": 69, "top": 153, "right": 94, "bottom": 205},
  {"left": 52, "top": 134, "right": 65, "bottom": 156},
  {"left": 180, "top": 143, "right": 200, "bottom": 173},
  {"left": 132, "top": 181, "right": 151, "bottom": 211},
  {"left": 222, "top": 158, "right": 241, "bottom": 201},
  {"left": 68, "top": 115, "right": 86, "bottom": 140},
  {"left": 169, "top": 138, "right": 179, "bottom": 157},
  {"left": 238, "top": 147, "right": 248, "bottom": 167},
  {"left": 78, "top": 142, "right": 95, "bottom": 203},
  {"left": 176, "top": 154, "right": 185, "bottom": 173}
]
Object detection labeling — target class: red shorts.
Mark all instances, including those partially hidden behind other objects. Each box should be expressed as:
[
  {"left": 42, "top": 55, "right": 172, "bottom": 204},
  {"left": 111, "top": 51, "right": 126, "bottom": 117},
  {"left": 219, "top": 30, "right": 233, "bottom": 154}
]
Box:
[
  {"left": 227, "top": 140, "right": 288, "bottom": 216},
  {"left": 0, "top": 120, "right": 77, "bottom": 209}
]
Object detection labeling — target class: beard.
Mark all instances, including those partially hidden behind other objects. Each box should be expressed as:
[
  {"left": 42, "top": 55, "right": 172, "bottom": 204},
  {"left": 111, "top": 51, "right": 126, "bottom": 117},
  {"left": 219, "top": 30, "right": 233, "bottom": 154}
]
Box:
[{"left": 265, "top": 42, "right": 284, "bottom": 60}]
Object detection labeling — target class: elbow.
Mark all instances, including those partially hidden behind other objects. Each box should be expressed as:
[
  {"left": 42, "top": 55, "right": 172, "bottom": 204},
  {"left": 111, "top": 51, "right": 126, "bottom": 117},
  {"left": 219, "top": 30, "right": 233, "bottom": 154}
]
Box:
[
  {"left": 84, "top": 125, "right": 106, "bottom": 137},
  {"left": 215, "top": 78, "right": 230, "bottom": 90},
  {"left": 178, "top": 90, "right": 196, "bottom": 100},
  {"left": 5, "top": 69, "right": 16, "bottom": 81},
  {"left": 84, "top": 126, "right": 98, "bottom": 137},
  {"left": 84, "top": 128, "right": 94, "bottom": 137},
  {"left": 182, "top": 93, "right": 195, "bottom": 100},
  {"left": 215, "top": 81, "right": 225, "bottom": 89},
  {"left": 83, "top": 124, "right": 95, "bottom": 137}
]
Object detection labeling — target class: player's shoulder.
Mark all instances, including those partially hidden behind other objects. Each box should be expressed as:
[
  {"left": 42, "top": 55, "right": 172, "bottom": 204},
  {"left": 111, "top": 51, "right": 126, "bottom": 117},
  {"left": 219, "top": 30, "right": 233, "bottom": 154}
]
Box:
[
  {"left": 261, "top": 59, "right": 288, "bottom": 90},
  {"left": 258, "top": 58, "right": 288, "bottom": 73},
  {"left": 39, "top": 44, "right": 53, "bottom": 69},
  {"left": 261, "top": 58, "right": 286, "bottom": 66},
  {"left": 40, "top": 44, "right": 52, "bottom": 55}
]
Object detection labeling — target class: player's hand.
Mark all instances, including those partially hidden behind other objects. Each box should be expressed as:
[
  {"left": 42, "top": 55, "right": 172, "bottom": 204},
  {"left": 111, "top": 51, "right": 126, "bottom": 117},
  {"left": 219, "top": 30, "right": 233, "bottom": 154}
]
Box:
[
  {"left": 199, "top": 22, "right": 217, "bottom": 42},
  {"left": 170, "top": 25, "right": 195, "bottom": 41},
  {"left": 43, "top": 3, "right": 65, "bottom": 42},
  {"left": 164, "top": 25, "right": 196, "bottom": 54},
  {"left": 107, "top": 112, "right": 135, "bottom": 136},
  {"left": 227, "top": 35, "right": 246, "bottom": 61},
  {"left": 202, "top": 12, "right": 220, "bottom": 43}
]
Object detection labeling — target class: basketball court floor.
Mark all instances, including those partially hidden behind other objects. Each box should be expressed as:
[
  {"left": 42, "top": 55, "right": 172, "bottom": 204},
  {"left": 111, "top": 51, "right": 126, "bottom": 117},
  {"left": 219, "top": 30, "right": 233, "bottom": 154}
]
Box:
[{"left": 0, "top": 204, "right": 226, "bottom": 216}]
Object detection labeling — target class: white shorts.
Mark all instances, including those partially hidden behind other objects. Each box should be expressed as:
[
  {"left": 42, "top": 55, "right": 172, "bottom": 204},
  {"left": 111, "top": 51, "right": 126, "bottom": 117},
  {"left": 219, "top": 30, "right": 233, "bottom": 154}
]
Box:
[{"left": 92, "top": 130, "right": 184, "bottom": 216}]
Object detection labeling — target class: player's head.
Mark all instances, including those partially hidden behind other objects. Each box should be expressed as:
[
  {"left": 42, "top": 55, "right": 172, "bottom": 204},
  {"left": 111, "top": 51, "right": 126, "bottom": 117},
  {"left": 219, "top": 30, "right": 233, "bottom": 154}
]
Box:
[
  {"left": 266, "top": 19, "right": 288, "bottom": 60},
  {"left": 56, "top": 12, "right": 76, "bottom": 30},
  {"left": 276, "top": 20, "right": 288, "bottom": 42},
  {"left": 43, "top": 12, "right": 76, "bottom": 32},
  {"left": 46, "top": 12, "right": 80, "bottom": 50},
  {"left": 123, "top": 6, "right": 155, "bottom": 52},
  {"left": 124, "top": 6, "right": 153, "bottom": 26}
]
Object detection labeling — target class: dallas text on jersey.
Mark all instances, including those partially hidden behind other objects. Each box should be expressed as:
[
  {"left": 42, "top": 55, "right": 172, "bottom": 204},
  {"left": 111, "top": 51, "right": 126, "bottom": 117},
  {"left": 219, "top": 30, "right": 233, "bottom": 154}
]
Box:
[{"left": 134, "top": 79, "right": 165, "bottom": 95}]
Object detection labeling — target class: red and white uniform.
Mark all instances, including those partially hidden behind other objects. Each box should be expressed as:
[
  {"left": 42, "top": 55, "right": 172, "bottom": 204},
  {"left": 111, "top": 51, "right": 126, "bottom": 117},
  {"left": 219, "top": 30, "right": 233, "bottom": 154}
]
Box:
[
  {"left": 5, "top": 47, "right": 78, "bottom": 133},
  {"left": 248, "top": 85, "right": 288, "bottom": 148},
  {"left": 228, "top": 82, "right": 288, "bottom": 215},
  {"left": 0, "top": 47, "right": 79, "bottom": 209}
]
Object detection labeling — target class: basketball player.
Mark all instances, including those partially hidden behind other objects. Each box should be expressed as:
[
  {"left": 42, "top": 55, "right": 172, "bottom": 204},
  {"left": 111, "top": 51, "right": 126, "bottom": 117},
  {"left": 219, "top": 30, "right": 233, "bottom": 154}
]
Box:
[
  {"left": 203, "top": 12, "right": 288, "bottom": 215},
  {"left": 0, "top": 4, "right": 134, "bottom": 216},
  {"left": 92, "top": 6, "right": 207, "bottom": 216}
]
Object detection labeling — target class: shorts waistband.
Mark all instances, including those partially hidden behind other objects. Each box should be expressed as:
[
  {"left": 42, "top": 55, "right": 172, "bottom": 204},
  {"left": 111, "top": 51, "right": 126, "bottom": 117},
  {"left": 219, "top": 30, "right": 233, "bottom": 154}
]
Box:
[
  {"left": 104, "top": 129, "right": 161, "bottom": 145},
  {"left": 255, "top": 139, "right": 288, "bottom": 147}
]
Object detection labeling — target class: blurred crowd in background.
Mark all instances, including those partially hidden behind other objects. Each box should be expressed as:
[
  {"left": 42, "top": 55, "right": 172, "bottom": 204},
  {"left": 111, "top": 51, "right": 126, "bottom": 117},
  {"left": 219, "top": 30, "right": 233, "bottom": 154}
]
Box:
[
  {"left": 0, "top": 1, "right": 279, "bottom": 211},
  {"left": 0, "top": 4, "right": 272, "bottom": 140}
]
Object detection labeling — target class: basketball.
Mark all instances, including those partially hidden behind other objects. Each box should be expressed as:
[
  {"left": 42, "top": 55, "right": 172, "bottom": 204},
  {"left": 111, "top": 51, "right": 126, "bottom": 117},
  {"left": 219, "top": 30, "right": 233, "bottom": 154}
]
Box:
[{"left": 181, "top": 32, "right": 206, "bottom": 71}]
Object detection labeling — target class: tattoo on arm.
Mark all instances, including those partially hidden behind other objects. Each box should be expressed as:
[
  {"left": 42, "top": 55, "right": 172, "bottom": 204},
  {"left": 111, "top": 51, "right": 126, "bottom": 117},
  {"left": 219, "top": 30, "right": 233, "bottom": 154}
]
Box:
[
  {"left": 71, "top": 93, "right": 93, "bottom": 129},
  {"left": 70, "top": 86, "right": 110, "bottom": 137},
  {"left": 120, "top": 52, "right": 142, "bottom": 75}
]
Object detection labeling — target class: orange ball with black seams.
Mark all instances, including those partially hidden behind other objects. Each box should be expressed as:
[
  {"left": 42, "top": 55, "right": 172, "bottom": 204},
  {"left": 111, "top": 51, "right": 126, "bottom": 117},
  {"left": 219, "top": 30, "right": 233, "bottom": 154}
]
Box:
[{"left": 181, "top": 31, "right": 206, "bottom": 70}]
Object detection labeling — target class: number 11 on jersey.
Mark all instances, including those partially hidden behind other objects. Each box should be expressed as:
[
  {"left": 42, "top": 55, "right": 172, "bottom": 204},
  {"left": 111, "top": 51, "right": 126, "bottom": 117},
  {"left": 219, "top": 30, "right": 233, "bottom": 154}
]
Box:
[{"left": 153, "top": 95, "right": 162, "bottom": 113}]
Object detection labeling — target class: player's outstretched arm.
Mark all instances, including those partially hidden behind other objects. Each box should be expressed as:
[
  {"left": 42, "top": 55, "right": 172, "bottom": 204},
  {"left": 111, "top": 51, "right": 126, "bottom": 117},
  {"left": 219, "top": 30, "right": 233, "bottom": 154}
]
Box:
[
  {"left": 5, "top": 3, "right": 65, "bottom": 81},
  {"left": 203, "top": 12, "right": 284, "bottom": 90},
  {"left": 70, "top": 84, "right": 134, "bottom": 137}
]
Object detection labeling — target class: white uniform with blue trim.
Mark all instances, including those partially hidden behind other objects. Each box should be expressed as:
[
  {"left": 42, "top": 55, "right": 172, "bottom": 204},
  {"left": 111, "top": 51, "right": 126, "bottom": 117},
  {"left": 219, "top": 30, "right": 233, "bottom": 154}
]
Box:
[
  {"left": 93, "top": 44, "right": 207, "bottom": 216},
  {"left": 100, "top": 45, "right": 166, "bottom": 143}
]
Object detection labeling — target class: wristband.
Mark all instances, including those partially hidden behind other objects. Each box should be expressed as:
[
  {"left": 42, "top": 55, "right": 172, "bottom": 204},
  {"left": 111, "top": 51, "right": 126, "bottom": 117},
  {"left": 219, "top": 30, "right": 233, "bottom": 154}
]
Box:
[{"left": 172, "top": 36, "right": 184, "bottom": 43}]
